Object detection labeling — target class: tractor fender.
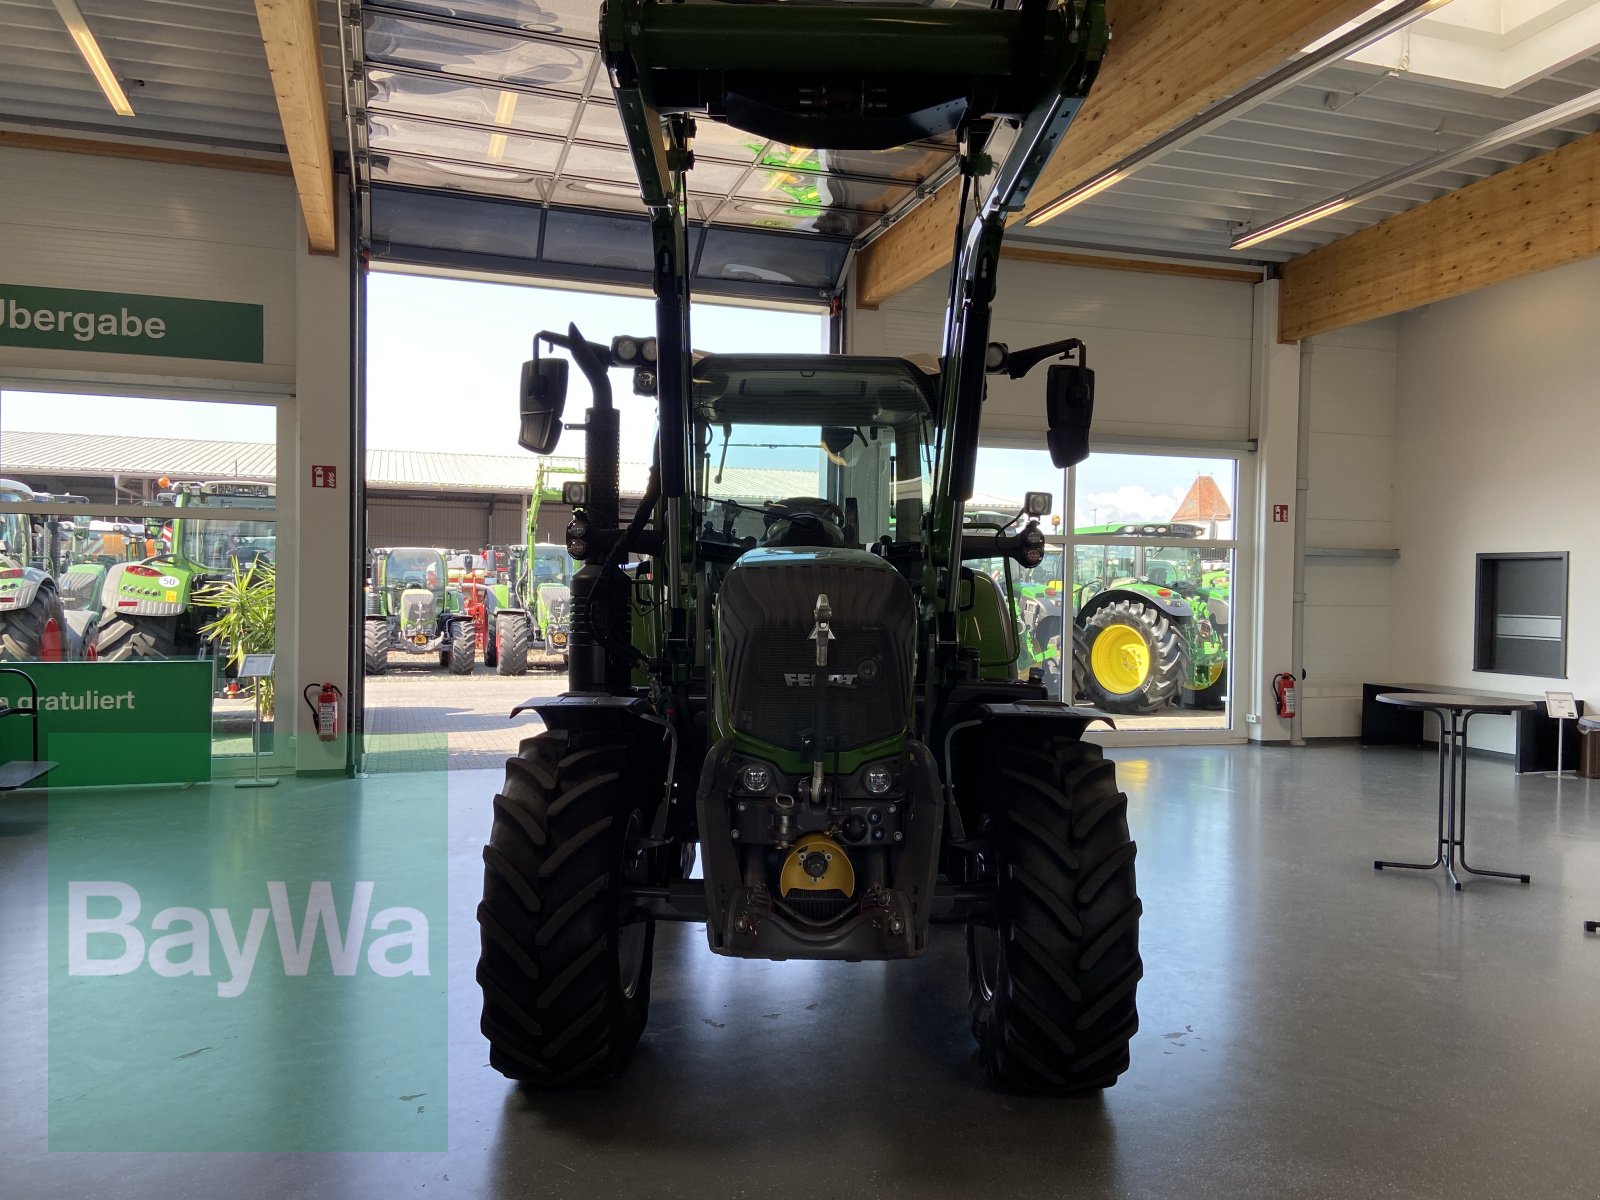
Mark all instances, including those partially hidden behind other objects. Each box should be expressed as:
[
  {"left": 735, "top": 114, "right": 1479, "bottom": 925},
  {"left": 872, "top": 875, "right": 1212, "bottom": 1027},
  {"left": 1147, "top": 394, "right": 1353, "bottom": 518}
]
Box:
[
  {"left": 0, "top": 568, "right": 47, "bottom": 613},
  {"left": 1077, "top": 586, "right": 1192, "bottom": 626},
  {"left": 102, "top": 562, "right": 189, "bottom": 618},
  {"left": 511, "top": 692, "right": 653, "bottom": 734}
]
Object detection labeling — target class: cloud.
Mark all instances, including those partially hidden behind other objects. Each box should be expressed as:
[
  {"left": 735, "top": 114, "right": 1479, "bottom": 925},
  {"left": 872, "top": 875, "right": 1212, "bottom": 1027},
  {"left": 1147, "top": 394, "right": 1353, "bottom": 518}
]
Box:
[{"left": 1080, "top": 485, "right": 1188, "bottom": 525}]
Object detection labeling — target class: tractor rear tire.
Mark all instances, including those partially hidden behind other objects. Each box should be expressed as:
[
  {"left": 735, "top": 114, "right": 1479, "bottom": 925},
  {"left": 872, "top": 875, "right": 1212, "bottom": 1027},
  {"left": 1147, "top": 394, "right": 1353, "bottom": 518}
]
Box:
[
  {"left": 93, "top": 612, "right": 177, "bottom": 661},
  {"left": 0, "top": 584, "right": 67, "bottom": 661},
  {"left": 495, "top": 612, "right": 530, "bottom": 676},
  {"left": 477, "top": 730, "right": 656, "bottom": 1087},
  {"left": 1081, "top": 600, "right": 1185, "bottom": 714},
  {"left": 966, "top": 735, "right": 1142, "bottom": 1092},
  {"left": 364, "top": 621, "right": 389, "bottom": 675},
  {"left": 448, "top": 621, "right": 475, "bottom": 675}
]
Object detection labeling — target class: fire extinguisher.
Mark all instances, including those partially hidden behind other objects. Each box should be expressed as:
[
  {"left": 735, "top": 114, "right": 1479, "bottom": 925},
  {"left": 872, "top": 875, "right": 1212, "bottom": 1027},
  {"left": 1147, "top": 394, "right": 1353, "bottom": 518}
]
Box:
[
  {"left": 303, "top": 682, "right": 342, "bottom": 741},
  {"left": 1273, "top": 671, "right": 1297, "bottom": 719}
]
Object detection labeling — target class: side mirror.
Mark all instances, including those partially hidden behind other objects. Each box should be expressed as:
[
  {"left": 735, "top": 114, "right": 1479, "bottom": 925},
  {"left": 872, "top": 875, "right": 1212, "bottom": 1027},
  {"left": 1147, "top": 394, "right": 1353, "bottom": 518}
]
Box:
[
  {"left": 1045, "top": 360, "right": 1095, "bottom": 468},
  {"left": 518, "top": 358, "right": 568, "bottom": 454}
]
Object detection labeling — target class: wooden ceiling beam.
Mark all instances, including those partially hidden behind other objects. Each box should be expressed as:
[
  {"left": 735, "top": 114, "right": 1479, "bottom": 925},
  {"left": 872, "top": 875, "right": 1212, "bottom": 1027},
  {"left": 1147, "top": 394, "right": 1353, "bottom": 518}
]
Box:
[
  {"left": 253, "top": 0, "right": 337, "bottom": 254},
  {"left": 0, "top": 130, "right": 292, "bottom": 176},
  {"left": 854, "top": 0, "right": 1373, "bottom": 309},
  {"left": 1279, "top": 130, "right": 1600, "bottom": 342}
]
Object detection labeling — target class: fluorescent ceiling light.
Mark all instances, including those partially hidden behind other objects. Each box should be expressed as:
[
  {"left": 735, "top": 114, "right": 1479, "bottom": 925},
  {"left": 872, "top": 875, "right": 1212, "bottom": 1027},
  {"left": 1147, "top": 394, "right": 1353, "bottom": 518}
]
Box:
[
  {"left": 486, "top": 90, "right": 518, "bottom": 162},
  {"left": 1231, "top": 83, "right": 1600, "bottom": 250},
  {"left": 51, "top": 0, "right": 134, "bottom": 117},
  {"left": 1024, "top": 170, "right": 1128, "bottom": 226}
]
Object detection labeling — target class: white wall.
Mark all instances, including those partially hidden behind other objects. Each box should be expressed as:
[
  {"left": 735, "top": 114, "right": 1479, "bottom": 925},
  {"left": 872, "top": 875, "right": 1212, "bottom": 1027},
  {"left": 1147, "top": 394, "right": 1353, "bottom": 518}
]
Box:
[
  {"left": 0, "top": 148, "right": 297, "bottom": 392},
  {"left": 0, "top": 146, "right": 355, "bottom": 773},
  {"left": 1389, "top": 255, "right": 1600, "bottom": 752},
  {"left": 851, "top": 259, "right": 1256, "bottom": 441},
  {"left": 1300, "top": 317, "right": 1401, "bottom": 737}
]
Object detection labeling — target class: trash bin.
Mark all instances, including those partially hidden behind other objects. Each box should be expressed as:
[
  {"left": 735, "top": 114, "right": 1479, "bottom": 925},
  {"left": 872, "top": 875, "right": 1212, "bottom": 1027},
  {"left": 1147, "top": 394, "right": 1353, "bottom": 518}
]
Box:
[{"left": 1580, "top": 716, "right": 1600, "bottom": 779}]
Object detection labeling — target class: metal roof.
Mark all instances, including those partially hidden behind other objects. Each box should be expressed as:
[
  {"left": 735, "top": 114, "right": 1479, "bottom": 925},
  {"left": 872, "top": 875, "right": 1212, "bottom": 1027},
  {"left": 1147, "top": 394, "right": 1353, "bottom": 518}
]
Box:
[
  {"left": 5, "top": 1, "right": 1596, "bottom": 282},
  {"left": 0, "top": 429, "right": 1021, "bottom": 507},
  {"left": 0, "top": 0, "right": 343, "bottom": 154}
]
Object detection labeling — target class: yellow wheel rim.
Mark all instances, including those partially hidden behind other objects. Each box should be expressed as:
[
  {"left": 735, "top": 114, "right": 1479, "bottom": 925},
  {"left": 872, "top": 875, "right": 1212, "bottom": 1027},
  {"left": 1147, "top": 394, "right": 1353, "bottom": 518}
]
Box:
[{"left": 1090, "top": 624, "right": 1150, "bottom": 695}]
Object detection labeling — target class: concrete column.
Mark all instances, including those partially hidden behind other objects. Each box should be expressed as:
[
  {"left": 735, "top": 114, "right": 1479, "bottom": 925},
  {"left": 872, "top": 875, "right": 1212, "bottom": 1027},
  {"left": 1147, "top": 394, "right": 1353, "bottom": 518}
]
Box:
[
  {"left": 1248, "top": 280, "right": 1301, "bottom": 743},
  {"left": 289, "top": 201, "right": 354, "bottom": 772}
]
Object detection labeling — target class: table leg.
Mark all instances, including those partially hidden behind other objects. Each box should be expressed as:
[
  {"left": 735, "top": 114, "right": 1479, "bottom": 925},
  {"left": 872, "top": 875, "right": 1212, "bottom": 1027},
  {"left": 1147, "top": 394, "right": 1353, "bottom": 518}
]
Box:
[
  {"left": 1375, "top": 705, "right": 1449, "bottom": 873},
  {"left": 1443, "top": 710, "right": 1462, "bottom": 891},
  {"left": 1455, "top": 710, "right": 1532, "bottom": 886}
]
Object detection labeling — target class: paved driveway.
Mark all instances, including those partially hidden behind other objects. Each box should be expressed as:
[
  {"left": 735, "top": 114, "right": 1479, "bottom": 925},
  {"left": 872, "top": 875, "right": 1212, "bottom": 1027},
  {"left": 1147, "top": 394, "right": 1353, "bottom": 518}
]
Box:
[{"left": 362, "top": 661, "right": 563, "bottom": 772}]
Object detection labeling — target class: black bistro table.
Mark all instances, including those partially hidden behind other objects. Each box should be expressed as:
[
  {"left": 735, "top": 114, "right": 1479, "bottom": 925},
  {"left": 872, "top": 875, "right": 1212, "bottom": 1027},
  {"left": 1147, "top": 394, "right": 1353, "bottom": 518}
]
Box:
[{"left": 1374, "top": 692, "right": 1536, "bottom": 891}]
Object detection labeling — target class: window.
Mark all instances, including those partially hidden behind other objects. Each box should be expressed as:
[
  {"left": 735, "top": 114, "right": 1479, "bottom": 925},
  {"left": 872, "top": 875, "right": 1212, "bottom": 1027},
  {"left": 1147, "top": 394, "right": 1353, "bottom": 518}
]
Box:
[{"left": 1475, "top": 552, "right": 1568, "bottom": 677}]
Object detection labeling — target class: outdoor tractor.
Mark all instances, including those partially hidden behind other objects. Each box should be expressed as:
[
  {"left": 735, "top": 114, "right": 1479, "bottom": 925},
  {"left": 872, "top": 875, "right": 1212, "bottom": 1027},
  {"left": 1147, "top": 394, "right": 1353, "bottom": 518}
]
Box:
[
  {"left": 0, "top": 480, "right": 98, "bottom": 662},
  {"left": 364, "top": 546, "right": 477, "bottom": 675},
  {"left": 95, "top": 481, "right": 276, "bottom": 661},
  {"left": 477, "top": 0, "right": 1142, "bottom": 1094}
]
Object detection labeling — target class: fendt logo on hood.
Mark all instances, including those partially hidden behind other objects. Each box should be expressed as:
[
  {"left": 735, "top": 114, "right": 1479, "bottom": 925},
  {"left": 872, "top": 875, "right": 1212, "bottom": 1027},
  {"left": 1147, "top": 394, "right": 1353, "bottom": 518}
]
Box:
[{"left": 783, "top": 673, "right": 858, "bottom": 688}]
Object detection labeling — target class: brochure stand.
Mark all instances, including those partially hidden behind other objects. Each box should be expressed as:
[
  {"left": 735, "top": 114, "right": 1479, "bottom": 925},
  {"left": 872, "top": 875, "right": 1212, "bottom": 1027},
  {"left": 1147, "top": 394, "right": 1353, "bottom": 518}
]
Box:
[
  {"left": 1545, "top": 690, "right": 1577, "bottom": 779},
  {"left": 236, "top": 654, "right": 278, "bottom": 789}
]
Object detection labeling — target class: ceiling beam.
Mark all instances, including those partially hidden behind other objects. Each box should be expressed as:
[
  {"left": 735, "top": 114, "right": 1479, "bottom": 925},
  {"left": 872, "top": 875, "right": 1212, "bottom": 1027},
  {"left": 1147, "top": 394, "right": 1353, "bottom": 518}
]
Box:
[
  {"left": 0, "top": 130, "right": 292, "bottom": 176},
  {"left": 254, "top": 0, "right": 336, "bottom": 253},
  {"left": 853, "top": 0, "right": 1373, "bottom": 309},
  {"left": 1001, "top": 245, "right": 1262, "bottom": 284},
  {"left": 1279, "top": 130, "right": 1600, "bottom": 342}
]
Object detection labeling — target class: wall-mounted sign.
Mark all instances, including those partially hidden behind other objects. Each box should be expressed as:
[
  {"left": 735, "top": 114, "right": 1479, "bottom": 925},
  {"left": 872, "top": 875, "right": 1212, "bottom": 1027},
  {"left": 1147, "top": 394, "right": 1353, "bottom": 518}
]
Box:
[
  {"left": 0, "top": 283, "right": 264, "bottom": 363},
  {"left": 0, "top": 661, "right": 213, "bottom": 787},
  {"left": 1272, "top": 504, "right": 1289, "bottom": 523},
  {"left": 311, "top": 464, "right": 338, "bottom": 489}
]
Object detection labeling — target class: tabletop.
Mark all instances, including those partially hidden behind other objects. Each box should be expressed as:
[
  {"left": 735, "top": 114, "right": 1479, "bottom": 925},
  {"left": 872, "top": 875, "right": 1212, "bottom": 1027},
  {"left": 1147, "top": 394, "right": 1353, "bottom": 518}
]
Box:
[{"left": 1375, "top": 692, "right": 1537, "bottom": 713}]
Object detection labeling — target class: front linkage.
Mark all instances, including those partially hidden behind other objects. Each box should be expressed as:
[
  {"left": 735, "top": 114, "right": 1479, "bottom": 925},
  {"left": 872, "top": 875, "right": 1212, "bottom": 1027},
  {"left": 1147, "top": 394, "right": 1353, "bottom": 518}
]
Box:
[{"left": 477, "top": 0, "right": 1142, "bottom": 1094}]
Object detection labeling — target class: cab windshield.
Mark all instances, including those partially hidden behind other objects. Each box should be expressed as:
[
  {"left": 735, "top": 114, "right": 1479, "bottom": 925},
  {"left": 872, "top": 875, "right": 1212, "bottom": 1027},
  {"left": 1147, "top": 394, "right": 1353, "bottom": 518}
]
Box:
[
  {"left": 692, "top": 354, "right": 935, "bottom": 549},
  {"left": 182, "top": 521, "right": 276, "bottom": 570}
]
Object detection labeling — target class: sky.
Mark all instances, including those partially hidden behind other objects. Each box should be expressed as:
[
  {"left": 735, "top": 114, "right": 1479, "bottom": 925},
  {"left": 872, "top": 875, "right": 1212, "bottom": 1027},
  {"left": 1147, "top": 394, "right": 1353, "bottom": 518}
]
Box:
[{"left": 0, "top": 273, "right": 1235, "bottom": 530}]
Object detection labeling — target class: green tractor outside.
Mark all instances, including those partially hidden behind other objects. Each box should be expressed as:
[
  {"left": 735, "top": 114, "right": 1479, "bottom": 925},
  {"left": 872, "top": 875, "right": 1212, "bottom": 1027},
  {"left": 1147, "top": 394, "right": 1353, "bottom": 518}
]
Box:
[
  {"left": 1002, "top": 523, "right": 1230, "bottom": 714},
  {"left": 475, "top": 0, "right": 1142, "bottom": 1095},
  {"left": 363, "top": 546, "right": 477, "bottom": 675},
  {"left": 94, "top": 481, "right": 276, "bottom": 662},
  {"left": 0, "top": 479, "right": 99, "bottom": 662}
]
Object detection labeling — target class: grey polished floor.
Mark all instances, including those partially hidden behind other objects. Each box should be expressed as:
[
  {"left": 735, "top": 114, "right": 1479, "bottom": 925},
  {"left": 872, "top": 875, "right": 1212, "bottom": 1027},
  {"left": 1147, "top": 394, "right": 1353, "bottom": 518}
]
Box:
[{"left": 4, "top": 742, "right": 1600, "bottom": 1198}]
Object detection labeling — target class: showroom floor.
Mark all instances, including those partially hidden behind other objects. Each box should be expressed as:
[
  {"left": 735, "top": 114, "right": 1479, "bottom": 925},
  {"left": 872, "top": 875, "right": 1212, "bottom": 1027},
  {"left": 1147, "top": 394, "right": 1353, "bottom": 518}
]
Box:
[{"left": 4, "top": 742, "right": 1599, "bottom": 1198}]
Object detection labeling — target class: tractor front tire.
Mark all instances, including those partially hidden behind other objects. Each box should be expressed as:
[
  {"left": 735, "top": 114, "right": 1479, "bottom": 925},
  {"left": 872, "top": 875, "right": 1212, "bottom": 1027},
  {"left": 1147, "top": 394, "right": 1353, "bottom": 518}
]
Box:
[
  {"left": 477, "top": 730, "right": 656, "bottom": 1087},
  {"left": 94, "top": 612, "right": 177, "bottom": 662},
  {"left": 364, "top": 621, "right": 390, "bottom": 675},
  {"left": 0, "top": 584, "right": 67, "bottom": 662},
  {"left": 966, "top": 734, "right": 1142, "bottom": 1092},
  {"left": 1081, "top": 600, "right": 1185, "bottom": 714},
  {"left": 448, "top": 621, "right": 475, "bottom": 675},
  {"left": 495, "top": 612, "right": 531, "bottom": 676}
]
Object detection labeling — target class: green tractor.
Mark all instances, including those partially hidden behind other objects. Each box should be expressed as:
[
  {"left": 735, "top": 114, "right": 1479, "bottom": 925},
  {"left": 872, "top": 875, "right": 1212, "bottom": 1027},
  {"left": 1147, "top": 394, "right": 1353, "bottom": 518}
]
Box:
[
  {"left": 363, "top": 546, "right": 477, "bottom": 675},
  {"left": 94, "top": 481, "right": 276, "bottom": 661},
  {"left": 1066, "top": 525, "right": 1229, "bottom": 713},
  {"left": 0, "top": 480, "right": 98, "bottom": 662},
  {"left": 476, "top": 0, "right": 1141, "bottom": 1094}
]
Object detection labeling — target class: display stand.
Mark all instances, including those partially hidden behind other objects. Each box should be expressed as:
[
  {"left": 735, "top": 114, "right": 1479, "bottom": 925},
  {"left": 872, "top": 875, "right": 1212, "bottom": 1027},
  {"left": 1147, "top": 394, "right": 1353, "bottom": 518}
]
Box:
[
  {"left": 1545, "top": 690, "right": 1577, "bottom": 779},
  {"left": 236, "top": 654, "right": 278, "bottom": 789}
]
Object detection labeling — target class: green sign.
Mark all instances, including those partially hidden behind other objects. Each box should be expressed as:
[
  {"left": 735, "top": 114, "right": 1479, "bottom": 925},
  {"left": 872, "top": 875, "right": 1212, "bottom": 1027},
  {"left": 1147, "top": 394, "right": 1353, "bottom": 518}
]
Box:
[
  {"left": 0, "top": 661, "right": 212, "bottom": 787},
  {"left": 0, "top": 283, "right": 264, "bottom": 363}
]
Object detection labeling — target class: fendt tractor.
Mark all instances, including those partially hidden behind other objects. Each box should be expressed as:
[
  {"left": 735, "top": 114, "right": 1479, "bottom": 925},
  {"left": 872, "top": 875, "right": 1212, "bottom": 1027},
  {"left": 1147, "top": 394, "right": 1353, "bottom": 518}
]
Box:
[
  {"left": 477, "top": 0, "right": 1143, "bottom": 1093},
  {"left": 363, "top": 547, "right": 478, "bottom": 675},
  {"left": 95, "top": 481, "right": 276, "bottom": 661},
  {"left": 0, "top": 480, "right": 98, "bottom": 662}
]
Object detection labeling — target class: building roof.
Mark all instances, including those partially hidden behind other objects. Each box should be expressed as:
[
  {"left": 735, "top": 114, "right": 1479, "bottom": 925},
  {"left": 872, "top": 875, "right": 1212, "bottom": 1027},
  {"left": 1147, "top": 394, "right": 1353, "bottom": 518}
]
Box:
[
  {"left": 1172, "top": 474, "right": 1233, "bottom": 522},
  {"left": 0, "top": 430, "right": 1018, "bottom": 508}
]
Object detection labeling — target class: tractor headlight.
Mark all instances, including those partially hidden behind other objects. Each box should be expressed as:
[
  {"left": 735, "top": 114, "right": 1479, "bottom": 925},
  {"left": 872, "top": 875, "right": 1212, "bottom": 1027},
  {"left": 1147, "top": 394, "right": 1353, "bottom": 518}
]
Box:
[
  {"left": 740, "top": 763, "right": 773, "bottom": 793},
  {"left": 612, "top": 335, "right": 639, "bottom": 363},
  {"left": 566, "top": 516, "right": 590, "bottom": 560},
  {"left": 1019, "top": 524, "right": 1044, "bottom": 568},
  {"left": 641, "top": 337, "right": 658, "bottom": 363},
  {"left": 863, "top": 765, "right": 893, "bottom": 795}
]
